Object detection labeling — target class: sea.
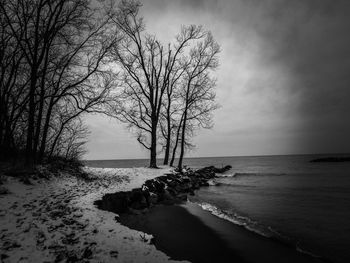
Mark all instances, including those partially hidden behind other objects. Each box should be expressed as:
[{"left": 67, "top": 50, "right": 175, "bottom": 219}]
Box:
[{"left": 85, "top": 154, "right": 350, "bottom": 263}]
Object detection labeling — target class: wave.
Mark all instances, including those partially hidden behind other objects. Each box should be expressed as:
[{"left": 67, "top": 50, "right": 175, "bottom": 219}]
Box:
[
  {"left": 296, "top": 244, "right": 323, "bottom": 259},
  {"left": 195, "top": 201, "right": 277, "bottom": 238},
  {"left": 193, "top": 201, "right": 327, "bottom": 261},
  {"left": 216, "top": 172, "right": 286, "bottom": 178}
]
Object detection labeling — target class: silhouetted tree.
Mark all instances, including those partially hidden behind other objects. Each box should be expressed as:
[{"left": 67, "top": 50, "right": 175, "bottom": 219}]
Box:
[
  {"left": 0, "top": 12, "right": 27, "bottom": 158},
  {"left": 107, "top": 0, "right": 207, "bottom": 168},
  {"left": 0, "top": 0, "right": 117, "bottom": 164},
  {"left": 177, "top": 33, "right": 220, "bottom": 170}
]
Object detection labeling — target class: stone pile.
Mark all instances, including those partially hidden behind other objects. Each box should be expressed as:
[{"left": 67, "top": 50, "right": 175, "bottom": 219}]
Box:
[{"left": 94, "top": 165, "right": 232, "bottom": 214}]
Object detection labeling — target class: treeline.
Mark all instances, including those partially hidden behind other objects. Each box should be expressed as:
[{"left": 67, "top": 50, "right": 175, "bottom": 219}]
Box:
[
  {"left": 0, "top": 0, "right": 220, "bottom": 169},
  {"left": 0, "top": 0, "right": 117, "bottom": 164}
]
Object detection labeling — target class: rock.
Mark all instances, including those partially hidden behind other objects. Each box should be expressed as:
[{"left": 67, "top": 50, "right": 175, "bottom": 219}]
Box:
[
  {"left": 95, "top": 165, "right": 232, "bottom": 215},
  {"left": 182, "top": 176, "right": 191, "bottom": 182},
  {"left": 167, "top": 179, "right": 178, "bottom": 188},
  {"left": 144, "top": 180, "right": 156, "bottom": 192},
  {"left": 192, "top": 181, "right": 200, "bottom": 189},
  {"left": 153, "top": 179, "right": 166, "bottom": 193},
  {"left": 157, "top": 175, "right": 168, "bottom": 183},
  {"left": 200, "top": 180, "right": 210, "bottom": 187},
  {"left": 197, "top": 165, "right": 232, "bottom": 175},
  {"left": 149, "top": 192, "right": 158, "bottom": 204},
  {"left": 177, "top": 193, "right": 188, "bottom": 201},
  {"left": 166, "top": 187, "right": 178, "bottom": 196}
]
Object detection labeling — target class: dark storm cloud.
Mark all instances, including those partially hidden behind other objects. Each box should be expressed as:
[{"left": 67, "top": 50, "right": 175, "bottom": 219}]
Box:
[
  {"left": 250, "top": 0, "right": 350, "bottom": 152},
  {"left": 184, "top": 0, "right": 350, "bottom": 153},
  {"left": 85, "top": 0, "right": 350, "bottom": 159}
]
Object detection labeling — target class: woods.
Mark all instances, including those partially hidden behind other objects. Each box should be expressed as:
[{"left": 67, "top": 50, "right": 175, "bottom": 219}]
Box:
[
  {"left": 0, "top": 0, "right": 220, "bottom": 169},
  {"left": 0, "top": 0, "right": 116, "bottom": 164}
]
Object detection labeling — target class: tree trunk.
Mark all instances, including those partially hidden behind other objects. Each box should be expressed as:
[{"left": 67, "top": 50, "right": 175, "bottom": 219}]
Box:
[
  {"left": 149, "top": 119, "right": 158, "bottom": 168},
  {"left": 177, "top": 109, "right": 187, "bottom": 171},
  {"left": 163, "top": 107, "right": 171, "bottom": 165},
  {"left": 0, "top": 112, "right": 3, "bottom": 149},
  {"left": 33, "top": 86, "right": 44, "bottom": 162},
  {"left": 163, "top": 136, "right": 170, "bottom": 165},
  {"left": 169, "top": 137, "right": 177, "bottom": 167},
  {"left": 25, "top": 67, "right": 38, "bottom": 165},
  {"left": 38, "top": 99, "right": 54, "bottom": 162},
  {"left": 170, "top": 113, "right": 184, "bottom": 166},
  {"left": 33, "top": 48, "right": 50, "bottom": 162},
  {"left": 49, "top": 124, "right": 64, "bottom": 159}
]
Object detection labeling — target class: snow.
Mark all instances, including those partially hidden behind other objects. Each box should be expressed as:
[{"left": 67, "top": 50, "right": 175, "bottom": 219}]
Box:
[{"left": 0, "top": 166, "right": 188, "bottom": 263}]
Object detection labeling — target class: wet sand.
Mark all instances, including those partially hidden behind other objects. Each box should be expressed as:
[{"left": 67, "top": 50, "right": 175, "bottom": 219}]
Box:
[{"left": 120, "top": 202, "right": 327, "bottom": 263}]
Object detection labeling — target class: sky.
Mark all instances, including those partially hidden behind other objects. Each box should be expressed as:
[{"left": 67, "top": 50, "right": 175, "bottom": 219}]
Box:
[{"left": 84, "top": 0, "right": 350, "bottom": 160}]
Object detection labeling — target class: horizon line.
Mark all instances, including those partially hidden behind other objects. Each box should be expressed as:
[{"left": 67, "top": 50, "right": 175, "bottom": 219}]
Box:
[{"left": 83, "top": 152, "right": 350, "bottom": 162}]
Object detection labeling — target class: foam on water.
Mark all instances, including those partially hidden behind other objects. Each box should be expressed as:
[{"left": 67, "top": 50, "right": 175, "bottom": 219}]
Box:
[
  {"left": 194, "top": 201, "right": 281, "bottom": 238},
  {"left": 216, "top": 172, "right": 286, "bottom": 178},
  {"left": 192, "top": 201, "right": 329, "bottom": 261}
]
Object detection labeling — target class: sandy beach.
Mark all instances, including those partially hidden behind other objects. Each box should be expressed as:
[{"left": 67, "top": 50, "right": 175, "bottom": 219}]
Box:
[{"left": 0, "top": 166, "right": 183, "bottom": 263}]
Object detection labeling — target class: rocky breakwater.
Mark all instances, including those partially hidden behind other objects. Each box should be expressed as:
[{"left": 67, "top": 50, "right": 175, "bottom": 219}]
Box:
[{"left": 94, "top": 165, "right": 232, "bottom": 215}]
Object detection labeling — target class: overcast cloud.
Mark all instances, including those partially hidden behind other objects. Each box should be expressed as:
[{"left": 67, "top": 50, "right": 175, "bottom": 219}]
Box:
[{"left": 85, "top": 0, "right": 350, "bottom": 160}]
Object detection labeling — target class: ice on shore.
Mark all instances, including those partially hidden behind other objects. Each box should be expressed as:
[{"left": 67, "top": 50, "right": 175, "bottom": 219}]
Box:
[{"left": 0, "top": 166, "right": 187, "bottom": 262}]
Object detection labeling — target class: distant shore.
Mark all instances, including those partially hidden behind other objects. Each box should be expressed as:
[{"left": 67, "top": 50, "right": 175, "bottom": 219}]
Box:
[{"left": 310, "top": 157, "right": 350, "bottom": 163}]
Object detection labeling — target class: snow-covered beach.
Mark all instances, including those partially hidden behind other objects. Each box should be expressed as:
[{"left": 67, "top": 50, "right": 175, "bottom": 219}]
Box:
[
  {"left": 0, "top": 160, "right": 333, "bottom": 263},
  {"left": 0, "top": 166, "right": 185, "bottom": 263}
]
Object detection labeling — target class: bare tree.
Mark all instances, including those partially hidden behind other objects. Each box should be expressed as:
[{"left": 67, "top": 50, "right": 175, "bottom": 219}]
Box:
[
  {"left": 0, "top": 9, "right": 28, "bottom": 158},
  {"left": 177, "top": 33, "right": 220, "bottom": 170},
  {"left": 0, "top": 0, "right": 117, "bottom": 164},
  {"left": 49, "top": 116, "right": 90, "bottom": 160},
  {"left": 107, "top": 0, "right": 206, "bottom": 167}
]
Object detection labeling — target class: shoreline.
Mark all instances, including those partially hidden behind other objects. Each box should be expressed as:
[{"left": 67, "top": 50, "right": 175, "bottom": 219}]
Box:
[
  {"left": 93, "top": 165, "right": 329, "bottom": 263},
  {"left": 119, "top": 200, "right": 327, "bottom": 263},
  {"left": 1, "top": 163, "right": 338, "bottom": 262},
  {"left": 120, "top": 203, "right": 245, "bottom": 263}
]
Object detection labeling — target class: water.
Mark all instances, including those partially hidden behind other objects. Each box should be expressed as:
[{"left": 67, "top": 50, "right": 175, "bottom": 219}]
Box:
[
  {"left": 85, "top": 154, "right": 350, "bottom": 263},
  {"left": 84, "top": 158, "right": 150, "bottom": 168}
]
